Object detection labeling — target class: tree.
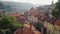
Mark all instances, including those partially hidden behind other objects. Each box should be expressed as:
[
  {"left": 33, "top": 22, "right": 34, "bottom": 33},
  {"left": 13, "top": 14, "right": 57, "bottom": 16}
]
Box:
[
  {"left": 0, "top": 14, "right": 21, "bottom": 34},
  {"left": 51, "top": 0, "right": 60, "bottom": 18}
]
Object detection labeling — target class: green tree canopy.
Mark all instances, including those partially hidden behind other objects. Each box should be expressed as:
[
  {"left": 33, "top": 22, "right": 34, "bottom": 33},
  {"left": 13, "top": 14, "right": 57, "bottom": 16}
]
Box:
[
  {"left": 0, "top": 15, "right": 21, "bottom": 29},
  {"left": 51, "top": 0, "right": 60, "bottom": 17},
  {"left": 0, "top": 14, "right": 21, "bottom": 34}
]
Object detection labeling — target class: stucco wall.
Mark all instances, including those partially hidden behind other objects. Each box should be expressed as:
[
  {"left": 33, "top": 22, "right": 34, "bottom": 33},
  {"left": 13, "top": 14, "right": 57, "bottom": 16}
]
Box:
[{"left": 44, "top": 21, "right": 55, "bottom": 34}]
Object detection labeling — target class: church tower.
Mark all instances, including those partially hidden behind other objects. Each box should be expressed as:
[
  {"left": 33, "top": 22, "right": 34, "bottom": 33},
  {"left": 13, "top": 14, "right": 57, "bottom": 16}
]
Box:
[{"left": 52, "top": 0, "right": 54, "bottom": 5}]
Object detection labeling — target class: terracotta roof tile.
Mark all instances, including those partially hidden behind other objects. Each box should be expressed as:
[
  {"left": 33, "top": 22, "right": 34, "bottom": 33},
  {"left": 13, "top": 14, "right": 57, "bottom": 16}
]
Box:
[
  {"left": 14, "top": 27, "right": 35, "bottom": 34},
  {"left": 55, "top": 18, "right": 60, "bottom": 26}
]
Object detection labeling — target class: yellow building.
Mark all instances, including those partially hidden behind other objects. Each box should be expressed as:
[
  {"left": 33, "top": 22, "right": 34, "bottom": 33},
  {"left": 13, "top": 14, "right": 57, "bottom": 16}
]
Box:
[
  {"left": 44, "top": 18, "right": 60, "bottom": 34},
  {"left": 54, "top": 18, "right": 60, "bottom": 34},
  {"left": 44, "top": 21, "right": 55, "bottom": 34}
]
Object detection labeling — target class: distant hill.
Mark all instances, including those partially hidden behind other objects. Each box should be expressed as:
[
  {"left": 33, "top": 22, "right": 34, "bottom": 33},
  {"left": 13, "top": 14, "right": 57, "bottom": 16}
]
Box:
[{"left": 0, "top": 1, "right": 37, "bottom": 12}]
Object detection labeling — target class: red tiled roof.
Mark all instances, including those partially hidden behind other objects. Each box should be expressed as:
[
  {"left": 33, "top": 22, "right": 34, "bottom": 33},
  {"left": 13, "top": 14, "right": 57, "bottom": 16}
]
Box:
[
  {"left": 14, "top": 23, "right": 41, "bottom": 34},
  {"left": 55, "top": 18, "right": 60, "bottom": 26},
  {"left": 22, "top": 27, "right": 35, "bottom": 34},
  {"left": 14, "top": 27, "right": 35, "bottom": 34},
  {"left": 19, "top": 15, "right": 25, "bottom": 20},
  {"left": 8, "top": 13, "right": 23, "bottom": 17},
  {"left": 29, "top": 11, "right": 39, "bottom": 17}
]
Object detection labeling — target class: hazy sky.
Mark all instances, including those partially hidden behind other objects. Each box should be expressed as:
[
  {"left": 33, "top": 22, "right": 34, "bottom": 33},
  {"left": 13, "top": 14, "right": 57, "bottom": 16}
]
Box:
[{"left": 0, "top": 0, "right": 58, "bottom": 5}]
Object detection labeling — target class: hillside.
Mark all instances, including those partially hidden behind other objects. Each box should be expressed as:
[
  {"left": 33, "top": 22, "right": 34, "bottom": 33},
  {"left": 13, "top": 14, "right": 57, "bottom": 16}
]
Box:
[{"left": 0, "top": 1, "right": 37, "bottom": 12}]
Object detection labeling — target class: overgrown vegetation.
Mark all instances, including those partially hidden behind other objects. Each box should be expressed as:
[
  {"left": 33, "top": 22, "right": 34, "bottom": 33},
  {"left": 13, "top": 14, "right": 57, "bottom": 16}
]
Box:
[{"left": 0, "top": 14, "right": 21, "bottom": 34}]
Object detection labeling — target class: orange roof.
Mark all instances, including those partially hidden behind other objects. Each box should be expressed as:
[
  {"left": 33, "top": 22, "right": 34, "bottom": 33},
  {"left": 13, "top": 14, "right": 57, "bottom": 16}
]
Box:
[
  {"left": 14, "top": 23, "right": 41, "bottom": 34},
  {"left": 22, "top": 27, "right": 35, "bottom": 34},
  {"left": 29, "top": 11, "right": 39, "bottom": 17},
  {"left": 8, "top": 13, "right": 23, "bottom": 17},
  {"left": 19, "top": 15, "right": 25, "bottom": 20},
  {"left": 14, "top": 27, "right": 35, "bottom": 34},
  {"left": 55, "top": 18, "right": 60, "bottom": 26}
]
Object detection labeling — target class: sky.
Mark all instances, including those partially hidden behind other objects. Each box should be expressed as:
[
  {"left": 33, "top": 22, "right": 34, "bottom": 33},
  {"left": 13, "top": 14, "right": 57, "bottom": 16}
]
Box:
[{"left": 0, "top": 0, "right": 58, "bottom": 5}]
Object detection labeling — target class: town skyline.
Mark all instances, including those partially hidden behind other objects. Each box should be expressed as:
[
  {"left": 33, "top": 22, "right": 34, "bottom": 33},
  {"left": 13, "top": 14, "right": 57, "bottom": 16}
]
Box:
[{"left": 0, "top": 0, "right": 58, "bottom": 5}]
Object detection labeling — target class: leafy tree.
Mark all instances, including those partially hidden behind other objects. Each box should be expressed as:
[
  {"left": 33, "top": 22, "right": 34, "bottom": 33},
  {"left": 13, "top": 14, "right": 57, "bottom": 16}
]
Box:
[
  {"left": 5, "top": 16, "right": 20, "bottom": 29},
  {"left": 0, "top": 14, "right": 21, "bottom": 34},
  {"left": 51, "top": 0, "right": 60, "bottom": 18}
]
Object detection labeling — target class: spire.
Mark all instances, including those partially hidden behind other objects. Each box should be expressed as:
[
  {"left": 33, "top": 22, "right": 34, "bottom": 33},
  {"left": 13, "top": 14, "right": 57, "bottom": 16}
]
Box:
[{"left": 52, "top": 0, "right": 53, "bottom": 5}]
